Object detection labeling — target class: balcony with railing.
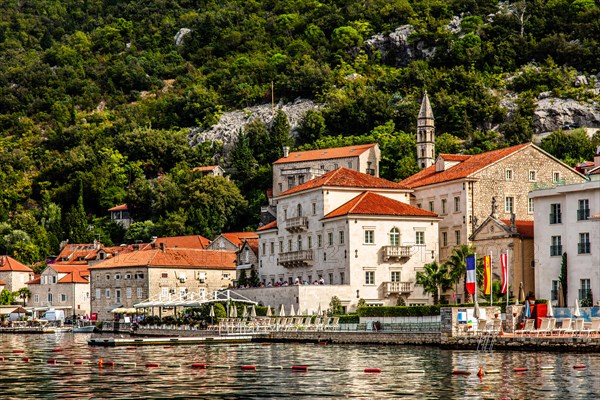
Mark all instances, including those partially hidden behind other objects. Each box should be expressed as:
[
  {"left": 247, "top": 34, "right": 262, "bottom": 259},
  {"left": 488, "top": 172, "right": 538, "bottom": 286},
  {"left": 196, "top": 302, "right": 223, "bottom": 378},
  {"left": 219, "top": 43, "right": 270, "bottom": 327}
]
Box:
[
  {"left": 578, "top": 242, "right": 591, "bottom": 254},
  {"left": 279, "top": 249, "right": 313, "bottom": 268},
  {"left": 382, "top": 245, "right": 412, "bottom": 261},
  {"left": 285, "top": 216, "right": 308, "bottom": 232},
  {"left": 385, "top": 281, "right": 413, "bottom": 296},
  {"left": 577, "top": 208, "right": 590, "bottom": 221},
  {"left": 550, "top": 245, "right": 563, "bottom": 256}
]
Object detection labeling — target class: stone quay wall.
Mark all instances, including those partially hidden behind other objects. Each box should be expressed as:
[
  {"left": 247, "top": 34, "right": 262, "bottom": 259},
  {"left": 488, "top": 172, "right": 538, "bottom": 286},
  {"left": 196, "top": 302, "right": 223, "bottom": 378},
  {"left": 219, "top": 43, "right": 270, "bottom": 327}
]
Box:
[{"left": 264, "top": 331, "right": 440, "bottom": 345}]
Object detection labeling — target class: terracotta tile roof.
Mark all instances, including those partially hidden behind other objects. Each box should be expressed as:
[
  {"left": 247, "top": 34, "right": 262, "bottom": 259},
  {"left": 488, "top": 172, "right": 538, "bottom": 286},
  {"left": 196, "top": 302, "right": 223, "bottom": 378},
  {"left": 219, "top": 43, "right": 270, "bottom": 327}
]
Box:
[
  {"left": 257, "top": 220, "right": 277, "bottom": 231},
  {"left": 273, "top": 144, "right": 376, "bottom": 164},
  {"left": 56, "top": 243, "right": 101, "bottom": 262},
  {"left": 89, "top": 248, "right": 237, "bottom": 270},
  {"left": 500, "top": 219, "right": 534, "bottom": 238},
  {"left": 0, "top": 256, "right": 33, "bottom": 272},
  {"left": 108, "top": 204, "right": 128, "bottom": 211},
  {"left": 193, "top": 165, "right": 221, "bottom": 173},
  {"left": 244, "top": 238, "right": 259, "bottom": 255},
  {"left": 219, "top": 232, "right": 259, "bottom": 247},
  {"left": 0, "top": 280, "right": 6, "bottom": 285},
  {"left": 50, "top": 264, "right": 90, "bottom": 274},
  {"left": 278, "top": 167, "right": 409, "bottom": 197},
  {"left": 324, "top": 192, "right": 439, "bottom": 219},
  {"left": 401, "top": 143, "right": 531, "bottom": 188},
  {"left": 150, "top": 235, "right": 210, "bottom": 250},
  {"left": 58, "top": 270, "right": 90, "bottom": 284}
]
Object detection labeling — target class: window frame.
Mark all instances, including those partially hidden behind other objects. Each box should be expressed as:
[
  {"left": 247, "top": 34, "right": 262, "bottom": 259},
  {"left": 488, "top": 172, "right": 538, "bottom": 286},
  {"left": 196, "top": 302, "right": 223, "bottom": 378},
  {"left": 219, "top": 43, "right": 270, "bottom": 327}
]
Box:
[{"left": 365, "top": 271, "right": 375, "bottom": 285}]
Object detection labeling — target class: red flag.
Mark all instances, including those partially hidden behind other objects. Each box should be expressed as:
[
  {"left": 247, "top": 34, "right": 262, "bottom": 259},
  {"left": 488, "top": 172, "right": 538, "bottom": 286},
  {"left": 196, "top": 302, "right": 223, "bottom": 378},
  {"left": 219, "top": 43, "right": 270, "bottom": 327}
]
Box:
[
  {"left": 500, "top": 253, "right": 508, "bottom": 294},
  {"left": 483, "top": 256, "right": 492, "bottom": 295}
]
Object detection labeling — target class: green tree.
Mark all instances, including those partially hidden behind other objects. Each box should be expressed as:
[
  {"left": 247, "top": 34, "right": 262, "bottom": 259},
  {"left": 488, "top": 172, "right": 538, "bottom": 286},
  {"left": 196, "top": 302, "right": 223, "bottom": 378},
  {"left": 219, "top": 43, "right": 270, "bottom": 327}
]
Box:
[
  {"left": 63, "top": 181, "right": 93, "bottom": 243},
  {"left": 267, "top": 109, "right": 294, "bottom": 162},
  {"left": 416, "top": 261, "right": 453, "bottom": 305},
  {"left": 0, "top": 289, "right": 14, "bottom": 305},
  {"left": 329, "top": 296, "right": 344, "bottom": 314}
]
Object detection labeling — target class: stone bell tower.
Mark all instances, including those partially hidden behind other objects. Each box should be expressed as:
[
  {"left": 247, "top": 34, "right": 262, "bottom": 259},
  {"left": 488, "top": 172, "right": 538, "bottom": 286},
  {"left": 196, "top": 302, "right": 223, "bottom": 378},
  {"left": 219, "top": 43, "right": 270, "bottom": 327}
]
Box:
[{"left": 417, "top": 90, "right": 435, "bottom": 169}]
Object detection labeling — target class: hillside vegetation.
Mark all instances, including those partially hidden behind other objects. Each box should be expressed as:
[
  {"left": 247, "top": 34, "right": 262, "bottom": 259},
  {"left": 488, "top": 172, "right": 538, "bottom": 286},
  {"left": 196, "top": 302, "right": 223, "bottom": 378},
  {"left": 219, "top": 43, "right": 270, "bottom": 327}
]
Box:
[{"left": 0, "top": 0, "right": 599, "bottom": 268}]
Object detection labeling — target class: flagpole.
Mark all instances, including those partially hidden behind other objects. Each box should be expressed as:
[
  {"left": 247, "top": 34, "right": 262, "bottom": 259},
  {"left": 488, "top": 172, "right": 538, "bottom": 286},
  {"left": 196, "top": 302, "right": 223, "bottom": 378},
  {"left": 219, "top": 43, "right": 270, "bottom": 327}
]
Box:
[
  {"left": 490, "top": 250, "right": 493, "bottom": 306},
  {"left": 474, "top": 252, "right": 476, "bottom": 304},
  {"left": 506, "top": 249, "right": 509, "bottom": 310}
]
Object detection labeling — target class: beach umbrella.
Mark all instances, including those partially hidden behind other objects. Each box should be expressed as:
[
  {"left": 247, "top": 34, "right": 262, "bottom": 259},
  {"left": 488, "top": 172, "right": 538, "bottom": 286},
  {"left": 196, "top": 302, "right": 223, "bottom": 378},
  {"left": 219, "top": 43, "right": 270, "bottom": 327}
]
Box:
[
  {"left": 209, "top": 304, "right": 215, "bottom": 324},
  {"left": 316, "top": 304, "right": 322, "bottom": 316},
  {"left": 547, "top": 300, "right": 554, "bottom": 318},
  {"left": 242, "top": 305, "right": 248, "bottom": 318},
  {"left": 250, "top": 305, "right": 256, "bottom": 318},
  {"left": 573, "top": 298, "right": 581, "bottom": 318},
  {"left": 279, "top": 304, "right": 286, "bottom": 317},
  {"left": 289, "top": 304, "right": 296, "bottom": 317},
  {"left": 474, "top": 298, "right": 480, "bottom": 320},
  {"left": 266, "top": 306, "right": 272, "bottom": 317},
  {"left": 524, "top": 300, "right": 531, "bottom": 319},
  {"left": 231, "top": 304, "right": 238, "bottom": 318},
  {"left": 558, "top": 282, "right": 565, "bottom": 308}
]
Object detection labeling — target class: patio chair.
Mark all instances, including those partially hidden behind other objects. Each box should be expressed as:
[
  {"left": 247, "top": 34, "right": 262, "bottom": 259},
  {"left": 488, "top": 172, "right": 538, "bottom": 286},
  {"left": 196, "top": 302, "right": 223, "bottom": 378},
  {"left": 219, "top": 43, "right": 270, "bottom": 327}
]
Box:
[
  {"left": 320, "top": 317, "right": 330, "bottom": 331},
  {"left": 326, "top": 317, "right": 340, "bottom": 331},
  {"left": 584, "top": 317, "right": 600, "bottom": 337},
  {"left": 555, "top": 319, "right": 574, "bottom": 336},
  {"left": 515, "top": 319, "right": 535, "bottom": 336},
  {"left": 536, "top": 318, "right": 554, "bottom": 337},
  {"left": 475, "top": 319, "right": 489, "bottom": 336},
  {"left": 572, "top": 318, "right": 585, "bottom": 336}
]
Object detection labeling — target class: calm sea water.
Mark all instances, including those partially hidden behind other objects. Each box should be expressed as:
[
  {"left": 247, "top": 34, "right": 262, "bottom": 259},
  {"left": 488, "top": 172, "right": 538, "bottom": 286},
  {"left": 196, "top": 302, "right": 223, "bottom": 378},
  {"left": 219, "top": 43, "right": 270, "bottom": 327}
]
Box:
[{"left": 1, "top": 333, "right": 599, "bottom": 399}]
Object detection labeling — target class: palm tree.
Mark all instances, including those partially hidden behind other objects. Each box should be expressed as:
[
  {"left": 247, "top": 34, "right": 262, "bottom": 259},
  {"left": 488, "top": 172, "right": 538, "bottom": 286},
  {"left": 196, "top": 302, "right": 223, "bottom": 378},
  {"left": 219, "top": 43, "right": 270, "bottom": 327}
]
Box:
[
  {"left": 16, "top": 287, "right": 31, "bottom": 307},
  {"left": 445, "top": 245, "right": 476, "bottom": 303},
  {"left": 416, "top": 261, "right": 453, "bottom": 304}
]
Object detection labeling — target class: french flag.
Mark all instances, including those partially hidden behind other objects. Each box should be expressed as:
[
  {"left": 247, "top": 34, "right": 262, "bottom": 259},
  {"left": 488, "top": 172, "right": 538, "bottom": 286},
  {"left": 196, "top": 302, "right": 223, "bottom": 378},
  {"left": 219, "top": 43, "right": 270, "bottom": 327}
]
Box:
[{"left": 466, "top": 255, "right": 476, "bottom": 295}]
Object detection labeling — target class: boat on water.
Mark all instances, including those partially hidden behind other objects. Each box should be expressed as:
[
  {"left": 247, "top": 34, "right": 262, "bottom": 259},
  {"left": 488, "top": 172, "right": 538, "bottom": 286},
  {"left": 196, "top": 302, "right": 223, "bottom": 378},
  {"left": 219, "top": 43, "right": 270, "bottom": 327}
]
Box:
[{"left": 72, "top": 322, "right": 96, "bottom": 333}]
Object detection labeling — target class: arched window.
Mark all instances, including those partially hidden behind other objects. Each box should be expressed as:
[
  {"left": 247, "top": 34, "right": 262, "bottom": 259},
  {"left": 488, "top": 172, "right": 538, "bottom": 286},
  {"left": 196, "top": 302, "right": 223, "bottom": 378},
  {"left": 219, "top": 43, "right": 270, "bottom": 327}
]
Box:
[
  {"left": 421, "top": 148, "right": 425, "bottom": 157},
  {"left": 297, "top": 204, "right": 302, "bottom": 217},
  {"left": 390, "top": 228, "right": 400, "bottom": 246}
]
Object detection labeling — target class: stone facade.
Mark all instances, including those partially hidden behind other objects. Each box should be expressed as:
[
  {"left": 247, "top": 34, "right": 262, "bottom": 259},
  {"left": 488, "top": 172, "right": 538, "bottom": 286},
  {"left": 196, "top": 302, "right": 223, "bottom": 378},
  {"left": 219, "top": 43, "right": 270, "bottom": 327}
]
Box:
[
  {"left": 27, "top": 266, "right": 91, "bottom": 318},
  {"left": 271, "top": 144, "right": 381, "bottom": 197},
  {"left": 530, "top": 180, "right": 600, "bottom": 307},
  {"left": 469, "top": 217, "right": 535, "bottom": 301},
  {"left": 89, "top": 248, "right": 236, "bottom": 321},
  {"left": 0, "top": 256, "right": 34, "bottom": 292}
]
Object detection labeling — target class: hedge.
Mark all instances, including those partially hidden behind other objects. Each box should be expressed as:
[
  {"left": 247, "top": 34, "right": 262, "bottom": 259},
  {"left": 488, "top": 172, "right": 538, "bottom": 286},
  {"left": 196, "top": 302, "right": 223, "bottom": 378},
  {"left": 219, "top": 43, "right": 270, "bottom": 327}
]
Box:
[
  {"left": 336, "top": 314, "right": 359, "bottom": 324},
  {"left": 357, "top": 305, "right": 441, "bottom": 317}
]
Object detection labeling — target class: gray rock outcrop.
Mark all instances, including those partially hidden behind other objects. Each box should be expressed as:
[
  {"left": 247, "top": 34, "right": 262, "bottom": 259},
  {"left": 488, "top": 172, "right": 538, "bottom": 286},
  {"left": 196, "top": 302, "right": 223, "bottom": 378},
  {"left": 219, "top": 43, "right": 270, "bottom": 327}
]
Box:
[
  {"left": 188, "top": 99, "right": 320, "bottom": 150},
  {"left": 364, "top": 25, "right": 436, "bottom": 67},
  {"left": 174, "top": 28, "right": 191, "bottom": 46},
  {"left": 534, "top": 97, "right": 600, "bottom": 133}
]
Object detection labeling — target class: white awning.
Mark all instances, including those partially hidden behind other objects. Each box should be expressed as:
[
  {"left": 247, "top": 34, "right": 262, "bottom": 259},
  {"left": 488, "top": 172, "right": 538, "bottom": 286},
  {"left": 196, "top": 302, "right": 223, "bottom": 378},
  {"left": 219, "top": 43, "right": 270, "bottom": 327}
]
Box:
[{"left": 236, "top": 264, "right": 253, "bottom": 270}]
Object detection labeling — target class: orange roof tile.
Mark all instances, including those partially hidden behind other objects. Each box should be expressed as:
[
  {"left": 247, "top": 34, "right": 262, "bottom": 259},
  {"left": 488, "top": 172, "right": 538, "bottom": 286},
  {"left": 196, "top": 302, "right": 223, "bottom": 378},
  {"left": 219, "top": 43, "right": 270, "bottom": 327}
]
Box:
[
  {"left": 257, "top": 220, "right": 277, "bottom": 231},
  {"left": 278, "top": 167, "right": 408, "bottom": 197},
  {"left": 50, "top": 264, "right": 90, "bottom": 274},
  {"left": 500, "top": 219, "right": 534, "bottom": 239},
  {"left": 243, "top": 238, "right": 259, "bottom": 255},
  {"left": 58, "top": 270, "right": 90, "bottom": 284},
  {"left": 0, "top": 280, "right": 6, "bottom": 285},
  {"left": 0, "top": 256, "right": 33, "bottom": 272},
  {"left": 89, "top": 248, "right": 237, "bottom": 270},
  {"left": 151, "top": 235, "right": 210, "bottom": 250},
  {"left": 324, "top": 192, "right": 439, "bottom": 219},
  {"left": 56, "top": 243, "right": 100, "bottom": 262},
  {"left": 108, "top": 204, "right": 128, "bottom": 211},
  {"left": 273, "top": 144, "right": 376, "bottom": 164},
  {"left": 401, "top": 144, "right": 531, "bottom": 188},
  {"left": 219, "top": 232, "right": 259, "bottom": 247},
  {"left": 193, "top": 165, "right": 219, "bottom": 172}
]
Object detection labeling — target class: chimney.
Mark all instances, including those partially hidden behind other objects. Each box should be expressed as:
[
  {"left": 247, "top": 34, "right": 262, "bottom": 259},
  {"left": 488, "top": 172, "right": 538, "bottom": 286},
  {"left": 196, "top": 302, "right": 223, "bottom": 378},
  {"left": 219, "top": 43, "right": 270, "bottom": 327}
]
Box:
[
  {"left": 159, "top": 242, "right": 166, "bottom": 252},
  {"left": 283, "top": 146, "right": 290, "bottom": 158}
]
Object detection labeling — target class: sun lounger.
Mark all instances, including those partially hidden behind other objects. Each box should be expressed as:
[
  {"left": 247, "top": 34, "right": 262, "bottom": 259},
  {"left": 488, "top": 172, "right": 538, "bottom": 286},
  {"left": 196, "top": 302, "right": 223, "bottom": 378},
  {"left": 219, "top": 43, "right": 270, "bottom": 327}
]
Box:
[
  {"left": 536, "top": 318, "right": 555, "bottom": 336},
  {"left": 572, "top": 318, "right": 585, "bottom": 335},
  {"left": 584, "top": 317, "right": 600, "bottom": 337},
  {"left": 555, "top": 319, "right": 574, "bottom": 336},
  {"left": 515, "top": 319, "right": 535, "bottom": 336}
]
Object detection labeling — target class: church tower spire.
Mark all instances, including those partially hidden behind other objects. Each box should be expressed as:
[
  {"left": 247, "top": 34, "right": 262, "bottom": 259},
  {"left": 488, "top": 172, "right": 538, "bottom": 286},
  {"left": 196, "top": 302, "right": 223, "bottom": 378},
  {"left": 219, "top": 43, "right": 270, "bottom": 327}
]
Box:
[{"left": 417, "top": 90, "right": 435, "bottom": 169}]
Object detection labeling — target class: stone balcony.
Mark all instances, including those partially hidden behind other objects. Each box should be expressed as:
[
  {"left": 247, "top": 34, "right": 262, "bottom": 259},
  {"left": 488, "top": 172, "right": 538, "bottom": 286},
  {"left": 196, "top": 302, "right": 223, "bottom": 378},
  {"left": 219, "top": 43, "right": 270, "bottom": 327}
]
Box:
[
  {"left": 285, "top": 216, "right": 308, "bottom": 232},
  {"left": 382, "top": 245, "right": 412, "bottom": 261},
  {"left": 384, "top": 281, "right": 413, "bottom": 296},
  {"left": 279, "top": 250, "right": 313, "bottom": 268}
]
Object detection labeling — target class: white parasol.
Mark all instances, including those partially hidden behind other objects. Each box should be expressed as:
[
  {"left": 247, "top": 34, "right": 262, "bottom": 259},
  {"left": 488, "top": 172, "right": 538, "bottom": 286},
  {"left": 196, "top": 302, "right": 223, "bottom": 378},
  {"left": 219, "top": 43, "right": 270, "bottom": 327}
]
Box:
[
  {"left": 278, "top": 304, "right": 286, "bottom": 317},
  {"left": 573, "top": 298, "right": 581, "bottom": 318}
]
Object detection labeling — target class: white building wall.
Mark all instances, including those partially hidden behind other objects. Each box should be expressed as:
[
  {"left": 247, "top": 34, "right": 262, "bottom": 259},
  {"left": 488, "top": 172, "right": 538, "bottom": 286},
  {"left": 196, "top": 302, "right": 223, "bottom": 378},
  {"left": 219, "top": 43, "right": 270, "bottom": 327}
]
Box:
[{"left": 531, "top": 181, "right": 600, "bottom": 306}]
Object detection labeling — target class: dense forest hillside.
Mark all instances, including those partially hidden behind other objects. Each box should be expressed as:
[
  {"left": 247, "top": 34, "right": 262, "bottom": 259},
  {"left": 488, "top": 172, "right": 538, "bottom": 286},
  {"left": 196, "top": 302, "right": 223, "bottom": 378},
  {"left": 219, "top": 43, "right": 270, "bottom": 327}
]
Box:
[{"left": 0, "top": 0, "right": 599, "bottom": 268}]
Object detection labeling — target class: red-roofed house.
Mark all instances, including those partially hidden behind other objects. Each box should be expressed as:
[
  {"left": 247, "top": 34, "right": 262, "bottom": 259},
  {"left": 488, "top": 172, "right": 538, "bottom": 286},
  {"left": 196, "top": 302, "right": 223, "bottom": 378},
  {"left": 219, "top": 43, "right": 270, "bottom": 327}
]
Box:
[
  {"left": 192, "top": 165, "right": 225, "bottom": 177},
  {"left": 207, "top": 232, "right": 259, "bottom": 251},
  {"left": 108, "top": 204, "right": 133, "bottom": 228},
  {"left": 145, "top": 235, "right": 211, "bottom": 250},
  {"left": 271, "top": 143, "right": 380, "bottom": 197},
  {"left": 26, "top": 264, "right": 91, "bottom": 318},
  {"left": 89, "top": 248, "right": 237, "bottom": 321},
  {"left": 247, "top": 167, "right": 441, "bottom": 312},
  {"left": 400, "top": 143, "right": 586, "bottom": 266},
  {"left": 0, "top": 256, "right": 34, "bottom": 292}
]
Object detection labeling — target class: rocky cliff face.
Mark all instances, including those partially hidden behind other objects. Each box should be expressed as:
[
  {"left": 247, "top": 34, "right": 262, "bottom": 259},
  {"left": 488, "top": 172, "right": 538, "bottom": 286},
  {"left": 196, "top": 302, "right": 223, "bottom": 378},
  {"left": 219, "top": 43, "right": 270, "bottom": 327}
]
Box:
[
  {"left": 188, "top": 99, "right": 320, "bottom": 150},
  {"left": 534, "top": 97, "right": 600, "bottom": 133},
  {"left": 363, "top": 25, "right": 436, "bottom": 67}
]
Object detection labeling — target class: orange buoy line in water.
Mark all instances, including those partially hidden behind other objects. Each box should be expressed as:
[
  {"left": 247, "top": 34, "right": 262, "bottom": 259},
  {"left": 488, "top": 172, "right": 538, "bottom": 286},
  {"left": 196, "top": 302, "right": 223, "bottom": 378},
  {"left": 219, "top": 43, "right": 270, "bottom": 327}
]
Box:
[
  {"left": 513, "top": 367, "right": 528, "bottom": 372},
  {"left": 364, "top": 368, "right": 381, "bottom": 373},
  {"left": 452, "top": 370, "right": 471, "bottom": 375},
  {"left": 573, "top": 364, "right": 586, "bottom": 369},
  {"left": 145, "top": 363, "right": 160, "bottom": 368},
  {"left": 292, "top": 365, "right": 309, "bottom": 371},
  {"left": 240, "top": 365, "right": 256, "bottom": 370},
  {"left": 477, "top": 367, "right": 484, "bottom": 378},
  {"left": 12, "top": 350, "right": 24, "bottom": 354},
  {"left": 191, "top": 363, "right": 207, "bottom": 369}
]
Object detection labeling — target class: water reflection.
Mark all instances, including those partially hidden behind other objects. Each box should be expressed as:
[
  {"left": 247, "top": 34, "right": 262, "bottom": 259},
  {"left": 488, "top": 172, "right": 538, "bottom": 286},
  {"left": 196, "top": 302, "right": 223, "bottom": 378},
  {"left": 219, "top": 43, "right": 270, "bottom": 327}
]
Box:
[{"left": 1, "top": 333, "right": 599, "bottom": 399}]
